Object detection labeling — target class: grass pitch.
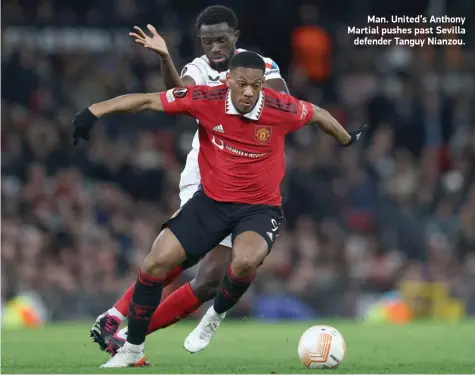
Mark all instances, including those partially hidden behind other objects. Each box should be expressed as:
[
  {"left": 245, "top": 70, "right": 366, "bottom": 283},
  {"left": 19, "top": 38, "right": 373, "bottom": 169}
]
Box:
[{"left": 1, "top": 320, "right": 473, "bottom": 373}]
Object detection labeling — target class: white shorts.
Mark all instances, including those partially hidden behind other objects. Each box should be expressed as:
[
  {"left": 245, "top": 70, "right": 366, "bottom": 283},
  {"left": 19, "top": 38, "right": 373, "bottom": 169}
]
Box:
[{"left": 179, "top": 184, "right": 232, "bottom": 248}]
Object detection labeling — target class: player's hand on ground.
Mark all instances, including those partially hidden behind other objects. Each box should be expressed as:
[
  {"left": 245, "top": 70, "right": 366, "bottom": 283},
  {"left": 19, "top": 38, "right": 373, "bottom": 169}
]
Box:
[
  {"left": 343, "top": 124, "right": 369, "bottom": 147},
  {"left": 72, "top": 108, "right": 98, "bottom": 145},
  {"left": 129, "top": 24, "right": 169, "bottom": 57}
]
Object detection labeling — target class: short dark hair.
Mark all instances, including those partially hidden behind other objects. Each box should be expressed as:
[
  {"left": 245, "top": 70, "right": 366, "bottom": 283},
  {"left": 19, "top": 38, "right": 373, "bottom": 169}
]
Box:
[
  {"left": 196, "top": 5, "right": 238, "bottom": 30},
  {"left": 229, "top": 51, "right": 265, "bottom": 72}
]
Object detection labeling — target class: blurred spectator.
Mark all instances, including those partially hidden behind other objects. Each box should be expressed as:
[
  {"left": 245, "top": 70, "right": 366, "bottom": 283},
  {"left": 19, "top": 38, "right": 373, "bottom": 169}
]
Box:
[
  {"left": 1, "top": 0, "right": 474, "bottom": 321},
  {"left": 291, "top": 5, "right": 332, "bottom": 84}
]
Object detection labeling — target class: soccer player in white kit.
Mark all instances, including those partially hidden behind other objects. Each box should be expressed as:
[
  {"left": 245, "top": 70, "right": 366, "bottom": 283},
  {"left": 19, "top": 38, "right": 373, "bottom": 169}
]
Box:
[{"left": 90, "top": 5, "right": 290, "bottom": 356}]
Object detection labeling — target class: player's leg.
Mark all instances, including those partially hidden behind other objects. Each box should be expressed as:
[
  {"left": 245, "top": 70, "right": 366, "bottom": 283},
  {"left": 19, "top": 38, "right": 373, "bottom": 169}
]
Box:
[
  {"left": 190, "top": 241, "right": 232, "bottom": 298},
  {"left": 147, "top": 243, "right": 231, "bottom": 330},
  {"left": 106, "top": 243, "right": 231, "bottom": 355},
  {"left": 91, "top": 185, "right": 201, "bottom": 351},
  {"left": 184, "top": 206, "right": 283, "bottom": 353},
  {"left": 100, "top": 228, "right": 186, "bottom": 368},
  {"left": 101, "top": 190, "right": 230, "bottom": 367},
  {"left": 91, "top": 264, "right": 185, "bottom": 351}
]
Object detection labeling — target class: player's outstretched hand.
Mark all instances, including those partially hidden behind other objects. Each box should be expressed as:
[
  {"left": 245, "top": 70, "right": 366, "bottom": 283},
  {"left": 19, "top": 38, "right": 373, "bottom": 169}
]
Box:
[
  {"left": 129, "top": 24, "right": 169, "bottom": 58},
  {"left": 72, "top": 108, "right": 98, "bottom": 146},
  {"left": 342, "top": 124, "right": 369, "bottom": 147}
]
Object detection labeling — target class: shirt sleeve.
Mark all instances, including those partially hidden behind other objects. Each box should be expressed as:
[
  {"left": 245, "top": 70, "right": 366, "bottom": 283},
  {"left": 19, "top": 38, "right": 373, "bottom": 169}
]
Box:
[
  {"left": 283, "top": 95, "right": 315, "bottom": 133},
  {"left": 180, "top": 59, "right": 206, "bottom": 85},
  {"left": 263, "top": 58, "right": 283, "bottom": 82},
  {"left": 160, "top": 87, "right": 196, "bottom": 115}
]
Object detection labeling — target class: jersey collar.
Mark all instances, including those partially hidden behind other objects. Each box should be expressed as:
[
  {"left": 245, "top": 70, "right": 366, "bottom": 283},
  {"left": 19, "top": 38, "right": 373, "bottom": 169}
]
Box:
[{"left": 225, "top": 89, "right": 265, "bottom": 121}]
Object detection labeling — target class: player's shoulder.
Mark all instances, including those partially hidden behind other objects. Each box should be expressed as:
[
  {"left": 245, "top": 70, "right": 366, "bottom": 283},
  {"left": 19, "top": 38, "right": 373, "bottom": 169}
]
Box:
[
  {"left": 262, "top": 88, "right": 299, "bottom": 114},
  {"left": 261, "top": 56, "right": 280, "bottom": 72},
  {"left": 190, "top": 84, "right": 228, "bottom": 101},
  {"left": 185, "top": 55, "right": 209, "bottom": 68},
  {"left": 181, "top": 56, "right": 211, "bottom": 77}
]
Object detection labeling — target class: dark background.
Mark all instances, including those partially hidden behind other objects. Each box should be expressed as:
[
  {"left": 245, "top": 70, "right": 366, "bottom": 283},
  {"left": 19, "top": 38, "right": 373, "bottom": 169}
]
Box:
[{"left": 2, "top": 0, "right": 475, "bottom": 321}]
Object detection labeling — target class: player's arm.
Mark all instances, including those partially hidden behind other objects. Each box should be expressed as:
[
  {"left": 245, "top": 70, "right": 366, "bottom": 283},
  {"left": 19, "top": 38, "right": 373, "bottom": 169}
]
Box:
[
  {"left": 307, "top": 105, "right": 369, "bottom": 146},
  {"left": 161, "top": 55, "right": 188, "bottom": 88},
  {"left": 308, "top": 105, "right": 351, "bottom": 145},
  {"left": 163, "top": 55, "right": 208, "bottom": 88},
  {"left": 128, "top": 24, "right": 196, "bottom": 89},
  {"left": 264, "top": 78, "right": 290, "bottom": 94},
  {"left": 88, "top": 93, "right": 165, "bottom": 117},
  {"left": 72, "top": 88, "right": 196, "bottom": 145},
  {"left": 284, "top": 96, "right": 367, "bottom": 147},
  {"left": 161, "top": 59, "right": 198, "bottom": 88}
]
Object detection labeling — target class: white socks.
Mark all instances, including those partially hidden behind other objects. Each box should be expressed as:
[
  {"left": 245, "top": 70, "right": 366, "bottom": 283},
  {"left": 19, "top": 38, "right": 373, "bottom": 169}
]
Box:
[{"left": 122, "top": 341, "right": 144, "bottom": 353}]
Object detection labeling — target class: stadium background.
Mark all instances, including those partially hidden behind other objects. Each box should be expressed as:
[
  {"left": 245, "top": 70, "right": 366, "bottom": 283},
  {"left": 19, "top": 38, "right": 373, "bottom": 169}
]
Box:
[{"left": 2, "top": 0, "right": 475, "bottom": 327}]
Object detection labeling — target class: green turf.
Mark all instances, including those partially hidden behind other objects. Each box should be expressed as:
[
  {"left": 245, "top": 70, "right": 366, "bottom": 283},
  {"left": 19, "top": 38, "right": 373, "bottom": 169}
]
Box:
[{"left": 1, "top": 320, "right": 474, "bottom": 373}]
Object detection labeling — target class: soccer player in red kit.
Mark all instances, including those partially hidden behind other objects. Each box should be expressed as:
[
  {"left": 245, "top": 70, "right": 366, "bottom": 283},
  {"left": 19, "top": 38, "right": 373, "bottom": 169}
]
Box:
[
  {"left": 90, "top": 6, "right": 291, "bottom": 355},
  {"left": 72, "top": 51, "right": 367, "bottom": 367}
]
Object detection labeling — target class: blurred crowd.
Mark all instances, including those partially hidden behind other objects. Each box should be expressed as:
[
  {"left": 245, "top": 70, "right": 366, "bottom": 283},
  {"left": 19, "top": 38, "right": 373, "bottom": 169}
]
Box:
[{"left": 2, "top": 0, "right": 475, "bottom": 320}]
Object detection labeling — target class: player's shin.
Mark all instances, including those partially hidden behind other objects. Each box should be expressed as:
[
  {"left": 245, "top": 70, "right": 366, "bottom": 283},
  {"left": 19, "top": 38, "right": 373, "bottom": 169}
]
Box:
[
  {"left": 126, "top": 230, "right": 187, "bottom": 347},
  {"left": 183, "top": 243, "right": 261, "bottom": 354},
  {"left": 213, "top": 265, "right": 256, "bottom": 313},
  {"left": 126, "top": 269, "right": 164, "bottom": 346},
  {"left": 108, "top": 264, "right": 184, "bottom": 321},
  {"left": 146, "top": 282, "right": 201, "bottom": 334},
  {"left": 213, "top": 232, "right": 266, "bottom": 313}
]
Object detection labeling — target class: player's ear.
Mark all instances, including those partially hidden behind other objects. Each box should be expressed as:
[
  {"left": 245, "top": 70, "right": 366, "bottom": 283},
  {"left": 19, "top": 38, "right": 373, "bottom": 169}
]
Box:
[
  {"left": 233, "top": 29, "right": 240, "bottom": 43},
  {"left": 225, "top": 72, "right": 231, "bottom": 87}
]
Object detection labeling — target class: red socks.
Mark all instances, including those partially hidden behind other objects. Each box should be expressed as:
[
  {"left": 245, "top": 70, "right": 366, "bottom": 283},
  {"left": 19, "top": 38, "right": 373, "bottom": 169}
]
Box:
[
  {"left": 113, "top": 283, "right": 134, "bottom": 317},
  {"left": 146, "top": 282, "right": 202, "bottom": 334},
  {"left": 113, "top": 265, "right": 184, "bottom": 317}
]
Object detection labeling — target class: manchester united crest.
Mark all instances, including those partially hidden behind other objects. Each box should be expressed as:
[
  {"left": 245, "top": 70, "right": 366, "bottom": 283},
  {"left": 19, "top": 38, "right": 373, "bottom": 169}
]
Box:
[{"left": 254, "top": 126, "right": 272, "bottom": 143}]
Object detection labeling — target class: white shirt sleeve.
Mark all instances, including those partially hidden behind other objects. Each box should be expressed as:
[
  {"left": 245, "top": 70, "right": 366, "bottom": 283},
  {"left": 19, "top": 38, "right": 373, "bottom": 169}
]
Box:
[
  {"left": 180, "top": 58, "right": 207, "bottom": 85},
  {"left": 263, "top": 57, "right": 283, "bottom": 82}
]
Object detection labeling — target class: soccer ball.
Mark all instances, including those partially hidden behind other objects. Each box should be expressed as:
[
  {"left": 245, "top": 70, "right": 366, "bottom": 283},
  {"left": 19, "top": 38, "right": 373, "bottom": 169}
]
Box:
[{"left": 297, "top": 325, "right": 346, "bottom": 369}]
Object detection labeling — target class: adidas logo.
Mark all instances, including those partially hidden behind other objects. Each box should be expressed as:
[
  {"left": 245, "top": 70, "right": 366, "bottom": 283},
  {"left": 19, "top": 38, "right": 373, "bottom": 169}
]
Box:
[
  {"left": 213, "top": 125, "right": 224, "bottom": 133},
  {"left": 266, "top": 231, "right": 273, "bottom": 241}
]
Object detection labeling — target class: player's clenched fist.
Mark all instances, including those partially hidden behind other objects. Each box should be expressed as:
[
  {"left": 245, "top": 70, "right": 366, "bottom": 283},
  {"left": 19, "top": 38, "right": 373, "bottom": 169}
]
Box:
[{"left": 72, "top": 108, "right": 97, "bottom": 145}]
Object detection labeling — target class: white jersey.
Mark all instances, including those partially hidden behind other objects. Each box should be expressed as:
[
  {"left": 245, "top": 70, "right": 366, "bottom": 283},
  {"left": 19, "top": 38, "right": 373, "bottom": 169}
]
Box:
[{"left": 178, "top": 48, "right": 283, "bottom": 191}]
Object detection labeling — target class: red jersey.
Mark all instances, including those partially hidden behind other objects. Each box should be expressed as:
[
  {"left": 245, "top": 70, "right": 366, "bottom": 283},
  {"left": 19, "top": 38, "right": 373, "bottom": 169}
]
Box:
[{"left": 160, "top": 85, "right": 314, "bottom": 206}]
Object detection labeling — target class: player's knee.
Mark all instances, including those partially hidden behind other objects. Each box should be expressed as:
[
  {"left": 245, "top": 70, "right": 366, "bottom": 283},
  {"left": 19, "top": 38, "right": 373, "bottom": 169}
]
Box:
[
  {"left": 232, "top": 232, "right": 268, "bottom": 277},
  {"left": 230, "top": 253, "right": 262, "bottom": 277},
  {"left": 142, "top": 229, "right": 187, "bottom": 278}
]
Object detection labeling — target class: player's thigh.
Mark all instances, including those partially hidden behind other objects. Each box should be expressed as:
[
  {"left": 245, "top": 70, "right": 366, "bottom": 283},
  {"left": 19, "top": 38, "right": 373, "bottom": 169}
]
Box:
[
  {"left": 144, "top": 228, "right": 187, "bottom": 276},
  {"left": 232, "top": 206, "right": 284, "bottom": 266},
  {"left": 177, "top": 184, "right": 203, "bottom": 268},
  {"left": 164, "top": 189, "right": 230, "bottom": 260}
]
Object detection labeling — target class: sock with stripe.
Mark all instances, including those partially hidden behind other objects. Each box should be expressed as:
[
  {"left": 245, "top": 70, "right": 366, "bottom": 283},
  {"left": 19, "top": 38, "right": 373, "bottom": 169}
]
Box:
[
  {"left": 109, "top": 265, "right": 184, "bottom": 321},
  {"left": 127, "top": 270, "right": 163, "bottom": 345},
  {"left": 213, "top": 266, "right": 255, "bottom": 314}
]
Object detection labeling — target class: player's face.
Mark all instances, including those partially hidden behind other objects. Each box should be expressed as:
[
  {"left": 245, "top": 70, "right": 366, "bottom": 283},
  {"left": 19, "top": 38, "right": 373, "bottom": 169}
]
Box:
[
  {"left": 198, "top": 23, "right": 239, "bottom": 71},
  {"left": 226, "top": 68, "right": 264, "bottom": 114}
]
